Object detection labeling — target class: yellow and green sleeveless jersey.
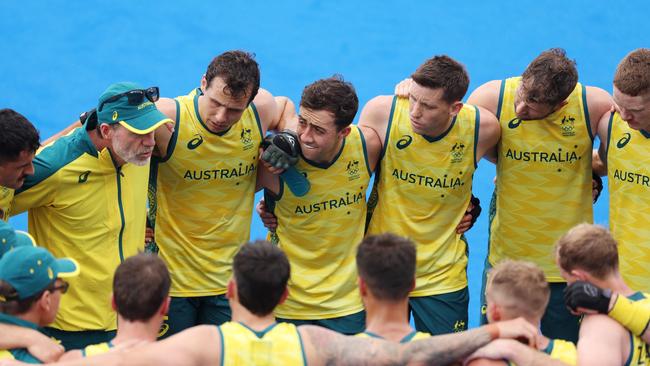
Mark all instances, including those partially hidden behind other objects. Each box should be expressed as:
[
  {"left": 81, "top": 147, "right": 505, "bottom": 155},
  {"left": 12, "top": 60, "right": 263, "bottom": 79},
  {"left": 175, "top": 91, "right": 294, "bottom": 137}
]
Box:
[
  {"left": 623, "top": 292, "right": 650, "bottom": 366},
  {"left": 356, "top": 329, "right": 431, "bottom": 343},
  {"left": 218, "top": 322, "right": 306, "bottom": 366},
  {"left": 12, "top": 127, "right": 148, "bottom": 331},
  {"left": 366, "top": 97, "right": 479, "bottom": 296},
  {"left": 151, "top": 88, "right": 262, "bottom": 297},
  {"left": 489, "top": 77, "right": 593, "bottom": 282},
  {"left": 267, "top": 126, "right": 370, "bottom": 319},
  {"left": 0, "top": 186, "right": 13, "bottom": 221},
  {"left": 81, "top": 341, "right": 114, "bottom": 357},
  {"left": 607, "top": 112, "right": 650, "bottom": 292},
  {"left": 0, "top": 313, "right": 48, "bottom": 363}
]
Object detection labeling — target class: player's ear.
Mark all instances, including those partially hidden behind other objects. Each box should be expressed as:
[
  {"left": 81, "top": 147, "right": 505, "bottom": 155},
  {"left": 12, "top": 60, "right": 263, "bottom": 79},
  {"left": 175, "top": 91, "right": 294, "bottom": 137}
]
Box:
[
  {"left": 111, "top": 293, "right": 117, "bottom": 311},
  {"left": 338, "top": 126, "right": 351, "bottom": 139},
  {"left": 409, "top": 278, "right": 416, "bottom": 292},
  {"left": 200, "top": 75, "right": 208, "bottom": 90},
  {"left": 278, "top": 287, "right": 289, "bottom": 305},
  {"left": 570, "top": 269, "right": 588, "bottom": 281},
  {"left": 226, "top": 279, "right": 236, "bottom": 300},
  {"left": 160, "top": 297, "right": 171, "bottom": 315},
  {"left": 358, "top": 277, "right": 368, "bottom": 296},
  {"left": 450, "top": 101, "right": 463, "bottom": 116}
]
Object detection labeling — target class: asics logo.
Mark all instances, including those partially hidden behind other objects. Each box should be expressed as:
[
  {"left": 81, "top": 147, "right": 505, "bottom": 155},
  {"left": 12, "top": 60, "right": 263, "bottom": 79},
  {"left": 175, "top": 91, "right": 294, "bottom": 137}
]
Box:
[
  {"left": 507, "top": 118, "right": 523, "bottom": 129},
  {"left": 187, "top": 135, "right": 204, "bottom": 150},
  {"left": 78, "top": 170, "right": 91, "bottom": 183},
  {"left": 617, "top": 133, "right": 631, "bottom": 148},
  {"left": 396, "top": 135, "right": 413, "bottom": 149}
]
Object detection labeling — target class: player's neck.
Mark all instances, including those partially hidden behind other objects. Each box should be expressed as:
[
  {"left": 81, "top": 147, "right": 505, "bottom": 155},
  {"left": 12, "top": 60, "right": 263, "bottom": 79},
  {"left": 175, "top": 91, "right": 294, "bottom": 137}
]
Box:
[
  {"left": 231, "top": 302, "right": 276, "bottom": 331},
  {"left": 364, "top": 297, "right": 413, "bottom": 341},
  {"left": 420, "top": 114, "right": 454, "bottom": 139},
  {"left": 593, "top": 273, "right": 635, "bottom": 297},
  {"left": 112, "top": 316, "right": 161, "bottom": 344}
]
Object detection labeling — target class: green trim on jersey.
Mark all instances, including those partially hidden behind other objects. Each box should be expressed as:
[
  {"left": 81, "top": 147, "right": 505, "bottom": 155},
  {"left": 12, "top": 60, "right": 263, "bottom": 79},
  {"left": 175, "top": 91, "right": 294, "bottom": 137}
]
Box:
[
  {"left": 249, "top": 102, "right": 264, "bottom": 140},
  {"left": 606, "top": 112, "right": 615, "bottom": 159},
  {"left": 358, "top": 127, "right": 372, "bottom": 176},
  {"left": 17, "top": 128, "right": 97, "bottom": 194},
  {"left": 422, "top": 115, "right": 456, "bottom": 142},
  {"left": 301, "top": 139, "right": 346, "bottom": 169},
  {"left": 380, "top": 96, "right": 398, "bottom": 160},
  {"left": 473, "top": 105, "right": 481, "bottom": 168},
  {"left": 496, "top": 79, "right": 506, "bottom": 120},
  {"left": 582, "top": 85, "right": 593, "bottom": 141}
]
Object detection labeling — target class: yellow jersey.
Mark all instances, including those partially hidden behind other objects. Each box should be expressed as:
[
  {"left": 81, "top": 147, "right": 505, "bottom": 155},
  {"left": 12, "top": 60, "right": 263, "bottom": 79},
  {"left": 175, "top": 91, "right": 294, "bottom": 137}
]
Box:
[
  {"left": 506, "top": 338, "right": 576, "bottom": 366},
  {"left": 367, "top": 97, "right": 479, "bottom": 296},
  {"left": 218, "top": 322, "right": 306, "bottom": 366},
  {"left": 268, "top": 126, "right": 370, "bottom": 319},
  {"left": 607, "top": 112, "right": 650, "bottom": 292},
  {"left": 489, "top": 77, "right": 593, "bottom": 282},
  {"left": 0, "top": 186, "right": 12, "bottom": 221},
  {"left": 624, "top": 292, "right": 650, "bottom": 366},
  {"left": 152, "top": 88, "right": 262, "bottom": 297},
  {"left": 12, "top": 127, "right": 148, "bottom": 331},
  {"left": 356, "top": 329, "right": 431, "bottom": 343},
  {"left": 81, "top": 341, "right": 113, "bottom": 357}
]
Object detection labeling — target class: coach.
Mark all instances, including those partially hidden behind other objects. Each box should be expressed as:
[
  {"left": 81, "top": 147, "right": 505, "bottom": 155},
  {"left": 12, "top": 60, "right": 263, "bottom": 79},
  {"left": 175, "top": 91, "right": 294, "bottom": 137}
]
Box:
[{"left": 11, "top": 82, "right": 170, "bottom": 350}]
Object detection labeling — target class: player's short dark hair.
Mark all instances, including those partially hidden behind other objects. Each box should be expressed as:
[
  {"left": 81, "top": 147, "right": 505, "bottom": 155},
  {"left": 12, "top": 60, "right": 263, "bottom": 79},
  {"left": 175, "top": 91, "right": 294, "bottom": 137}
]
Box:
[
  {"left": 614, "top": 48, "right": 650, "bottom": 96},
  {"left": 233, "top": 241, "right": 290, "bottom": 316},
  {"left": 410, "top": 55, "right": 470, "bottom": 103},
  {"left": 113, "top": 253, "right": 170, "bottom": 322},
  {"left": 300, "top": 75, "right": 359, "bottom": 130},
  {"left": 0, "top": 109, "right": 40, "bottom": 164},
  {"left": 521, "top": 48, "right": 578, "bottom": 106},
  {"left": 0, "top": 280, "right": 56, "bottom": 315},
  {"left": 356, "top": 233, "right": 416, "bottom": 301},
  {"left": 205, "top": 50, "right": 260, "bottom": 104}
]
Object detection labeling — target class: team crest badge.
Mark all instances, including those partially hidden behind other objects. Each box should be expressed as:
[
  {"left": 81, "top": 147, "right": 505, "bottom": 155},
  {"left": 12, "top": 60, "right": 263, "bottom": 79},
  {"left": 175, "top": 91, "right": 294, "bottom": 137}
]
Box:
[
  {"left": 240, "top": 128, "right": 254, "bottom": 150},
  {"left": 560, "top": 116, "right": 576, "bottom": 136},
  {"left": 450, "top": 142, "right": 465, "bottom": 163},
  {"left": 346, "top": 160, "right": 360, "bottom": 180}
]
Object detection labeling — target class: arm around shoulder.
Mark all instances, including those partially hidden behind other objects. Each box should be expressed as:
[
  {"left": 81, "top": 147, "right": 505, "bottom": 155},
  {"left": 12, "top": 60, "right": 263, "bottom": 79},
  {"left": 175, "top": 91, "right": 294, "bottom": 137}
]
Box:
[
  {"left": 475, "top": 106, "right": 500, "bottom": 163},
  {"left": 358, "top": 95, "right": 394, "bottom": 147},
  {"left": 467, "top": 80, "right": 502, "bottom": 115}
]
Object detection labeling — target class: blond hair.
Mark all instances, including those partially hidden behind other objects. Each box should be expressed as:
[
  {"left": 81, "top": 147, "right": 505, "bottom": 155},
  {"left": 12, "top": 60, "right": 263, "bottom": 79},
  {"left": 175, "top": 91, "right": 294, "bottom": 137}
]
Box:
[
  {"left": 487, "top": 260, "right": 550, "bottom": 320},
  {"left": 555, "top": 224, "right": 619, "bottom": 280}
]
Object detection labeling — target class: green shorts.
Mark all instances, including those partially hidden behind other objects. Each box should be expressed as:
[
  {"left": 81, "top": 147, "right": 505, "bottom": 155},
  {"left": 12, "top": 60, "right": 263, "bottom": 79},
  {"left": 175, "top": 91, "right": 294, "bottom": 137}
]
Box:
[
  {"left": 409, "top": 287, "right": 469, "bottom": 335},
  {"left": 479, "top": 261, "right": 579, "bottom": 343},
  {"left": 41, "top": 328, "right": 116, "bottom": 351},
  {"left": 161, "top": 294, "right": 231, "bottom": 339},
  {"left": 277, "top": 310, "right": 366, "bottom": 335}
]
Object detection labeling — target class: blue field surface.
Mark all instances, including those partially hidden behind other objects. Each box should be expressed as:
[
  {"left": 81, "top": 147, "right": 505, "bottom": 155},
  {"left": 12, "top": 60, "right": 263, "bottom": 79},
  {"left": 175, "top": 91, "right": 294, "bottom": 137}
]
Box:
[{"left": 2, "top": 0, "right": 648, "bottom": 328}]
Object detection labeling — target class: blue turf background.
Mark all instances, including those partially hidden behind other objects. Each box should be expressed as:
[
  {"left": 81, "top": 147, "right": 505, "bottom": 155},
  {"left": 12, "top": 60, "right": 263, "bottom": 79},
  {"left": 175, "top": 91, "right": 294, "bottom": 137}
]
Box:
[{"left": 2, "top": 0, "right": 648, "bottom": 328}]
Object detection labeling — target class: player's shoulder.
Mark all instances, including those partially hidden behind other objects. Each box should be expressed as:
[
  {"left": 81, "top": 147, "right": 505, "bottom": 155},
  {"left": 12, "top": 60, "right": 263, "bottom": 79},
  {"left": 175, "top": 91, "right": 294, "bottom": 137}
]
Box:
[{"left": 467, "top": 80, "right": 503, "bottom": 114}]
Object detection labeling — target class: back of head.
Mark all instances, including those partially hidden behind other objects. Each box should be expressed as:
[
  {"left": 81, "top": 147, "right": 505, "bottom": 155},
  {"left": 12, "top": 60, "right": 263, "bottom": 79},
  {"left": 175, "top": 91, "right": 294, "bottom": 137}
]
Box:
[
  {"left": 113, "top": 253, "right": 170, "bottom": 322},
  {"left": 486, "top": 260, "right": 550, "bottom": 321},
  {"left": 410, "top": 55, "right": 470, "bottom": 103},
  {"left": 521, "top": 48, "right": 578, "bottom": 106},
  {"left": 205, "top": 50, "right": 260, "bottom": 104},
  {"left": 0, "top": 109, "right": 40, "bottom": 164},
  {"left": 233, "top": 241, "right": 290, "bottom": 316},
  {"left": 300, "top": 75, "right": 359, "bottom": 130},
  {"left": 356, "top": 233, "right": 416, "bottom": 301},
  {"left": 614, "top": 48, "right": 650, "bottom": 96},
  {"left": 556, "top": 224, "right": 619, "bottom": 280}
]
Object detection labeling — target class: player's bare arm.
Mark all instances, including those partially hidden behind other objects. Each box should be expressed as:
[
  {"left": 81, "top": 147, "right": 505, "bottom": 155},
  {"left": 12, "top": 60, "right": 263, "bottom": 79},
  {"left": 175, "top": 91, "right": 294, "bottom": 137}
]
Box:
[
  {"left": 467, "top": 339, "right": 570, "bottom": 366},
  {"left": 466, "top": 80, "right": 502, "bottom": 116},
  {"left": 357, "top": 95, "right": 393, "bottom": 148},
  {"left": 577, "top": 315, "right": 628, "bottom": 366},
  {"left": 593, "top": 110, "right": 612, "bottom": 176},
  {"left": 475, "top": 106, "right": 501, "bottom": 164},
  {"left": 0, "top": 324, "right": 64, "bottom": 363}
]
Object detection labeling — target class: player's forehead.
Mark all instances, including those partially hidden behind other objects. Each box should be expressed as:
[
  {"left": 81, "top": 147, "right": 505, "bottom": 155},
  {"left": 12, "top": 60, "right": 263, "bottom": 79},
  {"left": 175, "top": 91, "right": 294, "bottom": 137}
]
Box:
[
  {"left": 205, "top": 76, "right": 251, "bottom": 109},
  {"left": 409, "top": 82, "right": 446, "bottom": 104},
  {"left": 613, "top": 86, "right": 649, "bottom": 110},
  {"left": 298, "top": 107, "right": 336, "bottom": 129}
]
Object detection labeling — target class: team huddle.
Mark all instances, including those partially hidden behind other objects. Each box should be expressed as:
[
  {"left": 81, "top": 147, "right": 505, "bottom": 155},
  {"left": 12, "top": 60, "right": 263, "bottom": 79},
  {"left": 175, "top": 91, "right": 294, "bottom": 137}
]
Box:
[{"left": 0, "top": 47, "right": 649, "bottom": 365}]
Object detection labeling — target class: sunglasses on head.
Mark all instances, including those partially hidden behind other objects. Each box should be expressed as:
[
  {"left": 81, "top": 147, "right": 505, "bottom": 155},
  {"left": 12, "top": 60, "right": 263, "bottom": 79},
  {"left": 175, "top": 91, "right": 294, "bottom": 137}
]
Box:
[{"left": 98, "top": 86, "right": 160, "bottom": 112}]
